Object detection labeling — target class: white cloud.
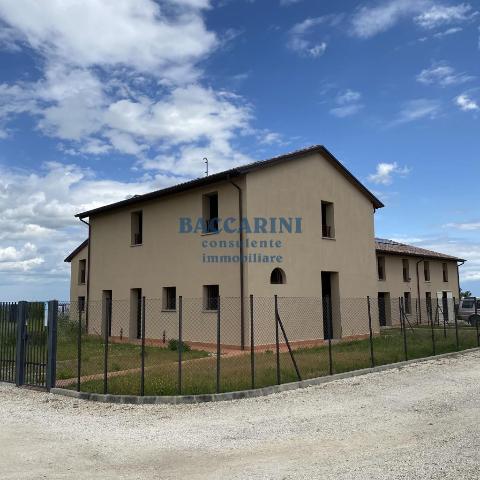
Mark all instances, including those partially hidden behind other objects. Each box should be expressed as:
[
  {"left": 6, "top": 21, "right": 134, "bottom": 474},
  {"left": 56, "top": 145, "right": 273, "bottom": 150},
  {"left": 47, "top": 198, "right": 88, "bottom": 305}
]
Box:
[
  {"left": 433, "top": 26, "right": 463, "bottom": 37},
  {"left": 455, "top": 93, "right": 479, "bottom": 111},
  {"left": 414, "top": 3, "right": 478, "bottom": 29},
  {"left": 287, "top": 16, "right": 336, "bottom": 57},
  {"left": 329, "top": 89, "right": 364, "bottom": 118},
  {"left": 0, "top": 0, "right": 216, "bottom": 73},
  {"left": 280, "top": 0, "right": 302, "bottom": 5},
  {"left": 368, "top": 162, "right": 410, "bottom": 185},
  {"left": 417, "top": 63, "right": 474, "bottom": 87},
  {"left": 391, "top": 98, "right": 441, "bottom": 125},
  {"left": 351, "top": 0, "right": 430, "bottom": 38},
  {"left": 351, "top": 1, "right": 477, "bottom": 38},
  {"left": 444, "top": 221, "right": 480, "bottom": 230}
]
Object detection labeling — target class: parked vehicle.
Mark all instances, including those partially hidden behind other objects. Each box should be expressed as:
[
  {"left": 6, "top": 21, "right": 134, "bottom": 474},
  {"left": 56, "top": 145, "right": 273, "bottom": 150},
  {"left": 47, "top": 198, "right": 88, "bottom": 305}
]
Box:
[{"left": 458, "top": 297, "right": 480, "bottom": 324}]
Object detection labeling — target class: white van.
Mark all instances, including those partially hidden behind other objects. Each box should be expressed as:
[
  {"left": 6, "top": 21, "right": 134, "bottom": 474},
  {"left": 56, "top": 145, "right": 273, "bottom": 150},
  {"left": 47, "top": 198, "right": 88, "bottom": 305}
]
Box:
[{"left": 458, "top": 297, "right": 480, "bottom": 324}]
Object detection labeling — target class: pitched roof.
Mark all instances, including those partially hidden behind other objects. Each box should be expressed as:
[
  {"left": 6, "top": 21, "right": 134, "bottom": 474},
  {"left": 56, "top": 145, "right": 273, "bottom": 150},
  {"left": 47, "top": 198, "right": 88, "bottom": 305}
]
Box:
[
  {"left": 64, "top": 239, "right": 89, "bottom": 263},
  {"left": 76, "top": 145, "right": 384, "bottom": 219},
  {"left": 375, "top": 238, "right": 465, "bottom": 262}
]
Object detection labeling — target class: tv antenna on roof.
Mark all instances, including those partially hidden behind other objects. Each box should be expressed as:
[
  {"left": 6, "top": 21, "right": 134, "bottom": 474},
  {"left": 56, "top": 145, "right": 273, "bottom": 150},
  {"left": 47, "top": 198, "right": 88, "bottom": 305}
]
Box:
[{"left": 204, "top": 157, "right": 208, "bottom": 177}]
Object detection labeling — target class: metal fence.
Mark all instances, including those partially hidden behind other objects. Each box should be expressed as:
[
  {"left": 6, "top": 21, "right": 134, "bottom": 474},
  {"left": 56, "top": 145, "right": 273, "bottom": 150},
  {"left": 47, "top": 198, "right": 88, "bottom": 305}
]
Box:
[{"left": 49, "top": 296, "right": 480, "bottom": 397}]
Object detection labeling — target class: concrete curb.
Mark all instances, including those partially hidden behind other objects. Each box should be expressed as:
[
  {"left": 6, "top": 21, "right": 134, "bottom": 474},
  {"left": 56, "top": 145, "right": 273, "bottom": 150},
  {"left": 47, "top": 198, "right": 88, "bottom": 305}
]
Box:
[{"left": 50, "top": 347, "right": 480, "bottom": 405}]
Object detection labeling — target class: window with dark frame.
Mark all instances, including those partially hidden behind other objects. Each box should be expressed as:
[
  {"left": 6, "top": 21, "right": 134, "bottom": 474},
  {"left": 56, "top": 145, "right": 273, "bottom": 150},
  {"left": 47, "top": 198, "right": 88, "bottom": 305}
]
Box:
[
  {"left": 424, "top": 261, "right": 431, "bottom": 282},
  {"left": 402, "top": 259, "right": 410, "bottom": 282},
  {"left": 442, "top": 263, "right": 448, "bottom": 282},
  {"left": 321, "top": 201, "right": 335, "bottom": 238},
  {"left": 131, "top": 211, "right": 143, "bottom": 245},
  {"left": 270, "top": 268, "right": 286, "bottom": 284},
  {"left": 163, "top": 287, "right": 176, "bottom": 310},
  {"left": 204, "top": 284, "right": 219, "bottom": 310},
  {"left": 377, "top": 256, "right": 386, "bottom": 280},
  {"left": 425, "top": 292, "right": 432, "bottom": 318},
  {"left": 78, "top": 296, "right": 85, "bottom": 312},
  {"left": 404, "top": 292, "right": 412, "bottom": 314},
  {"left": 78, "top": 259, "right": 86, "bottom": 284},
  {"left": 203, "top": 192, "right": 219, "bottom": 233}
]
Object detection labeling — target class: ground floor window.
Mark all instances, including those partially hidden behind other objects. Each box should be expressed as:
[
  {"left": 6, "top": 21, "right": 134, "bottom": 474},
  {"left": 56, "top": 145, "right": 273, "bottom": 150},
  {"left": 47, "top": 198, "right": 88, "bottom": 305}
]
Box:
[
  {"left": 203, "top": 284, "right": 219, "bottom": 310},
  {"left": 163, "top": 287, "right": 176, "bottom": 310},
  {"left": 404, "top": 292, "right": 412, "bottom": 315}
]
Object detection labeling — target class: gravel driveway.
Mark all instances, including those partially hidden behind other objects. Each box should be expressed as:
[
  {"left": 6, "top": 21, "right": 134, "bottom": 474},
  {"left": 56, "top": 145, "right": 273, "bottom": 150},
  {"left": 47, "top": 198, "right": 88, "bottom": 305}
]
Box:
[{"left": 1, "top": 351, "right": 480, "bottom": 479}]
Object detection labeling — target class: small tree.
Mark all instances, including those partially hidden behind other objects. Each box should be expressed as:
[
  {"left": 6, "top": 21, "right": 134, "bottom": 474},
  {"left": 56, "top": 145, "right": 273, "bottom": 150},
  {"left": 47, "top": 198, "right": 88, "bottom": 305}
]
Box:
[{"left": 460, "top": 289, "right": 472, "bottom": 298}]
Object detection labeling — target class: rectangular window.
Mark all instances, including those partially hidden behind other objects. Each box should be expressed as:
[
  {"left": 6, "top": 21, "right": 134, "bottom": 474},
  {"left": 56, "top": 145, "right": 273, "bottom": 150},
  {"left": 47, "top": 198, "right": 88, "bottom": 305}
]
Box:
[
  {"left": 130, "top": 288, "right": 142, "bottom": 339},
  {"left": 404, "top": 292, "right": 412, "bottom": 314},
  {"left": 321, "top": 201, "right": 335, "bottom": 238},
  {"left": 131, "top": 211, "right": 143, "bottom": 245},
  {"left": 78, "top": 296, "right": 85, "bottom": 312},
  {"left": 377, "top": 256, "right": 386, "bottom": 280},
  {"left": 204, "top": 284, "right": 219, "bottom": 310},
  {"left": 163, "top": 287, "right": 176, "bottom": 311},
  {"left": 402, "top": 259, "right": 410, "bottom": 282},
  {"left": 203, "top": 192, "right": 219, "bottom": 233},
  {"left": 424, "top": 261, "right": 430, "bottom": 282},
  {"left": 442, "top": 263, "right": 448, "bottom": 282},
  {"left": 102, "top": 290, "right": 112, "bottom": 337},
  {"left": 78, "top": 259, "right": 86, "bottom": 284}
]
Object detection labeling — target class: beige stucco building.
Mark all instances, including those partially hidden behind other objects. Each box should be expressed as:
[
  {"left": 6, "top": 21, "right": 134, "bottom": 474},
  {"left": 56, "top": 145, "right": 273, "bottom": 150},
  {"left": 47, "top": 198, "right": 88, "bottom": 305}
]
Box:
[
  {"left": 64, "top": 145, "right": 464, "bottom": 347},
  {"left": 375, "top": 239, "right": 463, "bottom": 327}
]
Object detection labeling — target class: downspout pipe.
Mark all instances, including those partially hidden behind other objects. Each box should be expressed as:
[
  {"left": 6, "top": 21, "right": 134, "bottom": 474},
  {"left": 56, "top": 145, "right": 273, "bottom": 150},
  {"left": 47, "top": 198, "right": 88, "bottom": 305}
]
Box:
[
  {"left": 80, "top": 218, "right": 91, "bottom": 332},
  {"left": 416, "top": 259, "right": 424, "bottom": 324},
  {"left": 457, "top": 260, "right": 466, "bottom": 301},
  {"left": 228, "top": 176, "right": 245, "bottom": 350}
]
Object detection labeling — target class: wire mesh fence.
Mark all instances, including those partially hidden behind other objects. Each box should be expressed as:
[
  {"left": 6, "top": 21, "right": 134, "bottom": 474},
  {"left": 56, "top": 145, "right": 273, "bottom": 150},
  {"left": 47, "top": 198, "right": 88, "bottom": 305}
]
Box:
[{"left": 42, "top": 295, "right": 480, "bottom": 397}]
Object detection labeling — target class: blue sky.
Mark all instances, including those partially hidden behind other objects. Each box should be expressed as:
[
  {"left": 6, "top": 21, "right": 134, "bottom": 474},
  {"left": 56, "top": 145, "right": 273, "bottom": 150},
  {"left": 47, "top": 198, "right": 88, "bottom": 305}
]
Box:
[{"left": 0, "top": 0, "right": 479, "bottom": 300}]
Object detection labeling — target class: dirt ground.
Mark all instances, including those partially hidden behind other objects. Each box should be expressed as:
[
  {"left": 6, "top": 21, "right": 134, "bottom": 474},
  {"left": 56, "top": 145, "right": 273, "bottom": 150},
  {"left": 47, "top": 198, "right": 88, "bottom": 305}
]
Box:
[{"left": 1, "top": 351, "right": 480, "bottom": 479}]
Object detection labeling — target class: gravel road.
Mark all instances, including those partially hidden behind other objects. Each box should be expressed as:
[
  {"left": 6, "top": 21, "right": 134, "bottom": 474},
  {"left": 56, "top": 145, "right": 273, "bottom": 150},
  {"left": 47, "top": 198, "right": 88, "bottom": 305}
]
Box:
[{"left": 1, "top": 351, "right": 480, "bottom": 479}]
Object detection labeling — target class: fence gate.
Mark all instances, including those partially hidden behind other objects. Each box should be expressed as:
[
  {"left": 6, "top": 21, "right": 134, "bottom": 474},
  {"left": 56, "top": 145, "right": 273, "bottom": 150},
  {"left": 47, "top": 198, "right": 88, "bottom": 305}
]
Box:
[
  {"left": 23, "top": 302, "right": 48, "bottom": 388},
  {"left": 0, "top": 300, "right": 57, "bottom": 389},
  {"left": 0, "top": 302, "right": 18, "bottom": 383}
]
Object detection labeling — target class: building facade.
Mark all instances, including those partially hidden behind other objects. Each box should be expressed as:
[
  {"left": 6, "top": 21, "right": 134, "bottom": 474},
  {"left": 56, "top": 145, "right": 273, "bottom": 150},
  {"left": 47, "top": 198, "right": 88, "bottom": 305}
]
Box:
[{"left": 375, "top": 238, "right": 463, "bottom": 326}]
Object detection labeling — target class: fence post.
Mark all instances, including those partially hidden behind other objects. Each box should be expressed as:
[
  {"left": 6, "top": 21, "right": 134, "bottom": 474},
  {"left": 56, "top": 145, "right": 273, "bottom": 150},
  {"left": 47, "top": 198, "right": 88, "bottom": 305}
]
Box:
[
  {"left": 400, "top": 298, "right": 408, "bottom": 361},
  {"left": 274, "top": 295, "right": 280, "bottom": 385},
  {"left": 250, "top": 294, "right": 255, "bottom": 390},
  {"left": 46, "top": 300, "right": 58, "bottom": 390},
  {"left": 429, "top": 303, "right": 436, "bottom": 356},
  {"left": 77, "top": 307, "right": 82, "bottom": 392},
  {"left": 216, "top": 296, "right": 221, "bottom": 394},
  {"left": 15, "top": 301, "right": 27, "bottom": 387},
  {"left": 178, "top": 296, "right": 182, "bottom": 395},
  {"left": 367, "top": 296, "right": 375, "bottom": 368},
  {"left": 475, "top": 297, "right": 479, "bottom": 348},
  {"left": 325, "top": 298, "right": 333, "bottom": 376},
  {"left": 454, "top": 300, "right": 459, "bottom": 351},
  {"left": 140, "top": 296, "right": 146, "bottom": 396},
  {"left": 103, "top": 298, "right": 110, "bottom": 395}
]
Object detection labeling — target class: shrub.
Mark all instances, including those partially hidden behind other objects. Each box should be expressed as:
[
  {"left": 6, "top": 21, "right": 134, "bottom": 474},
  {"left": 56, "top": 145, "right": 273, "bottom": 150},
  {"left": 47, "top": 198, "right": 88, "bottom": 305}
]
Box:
[{"left": 168, "top": 339, "right": 191, "bottom": 352}]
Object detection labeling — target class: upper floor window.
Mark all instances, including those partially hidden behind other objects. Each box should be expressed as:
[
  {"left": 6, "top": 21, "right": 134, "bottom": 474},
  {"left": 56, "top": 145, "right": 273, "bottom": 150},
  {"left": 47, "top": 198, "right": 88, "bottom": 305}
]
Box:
[
  {"left": 203, "top": 192, "right": 219, "bottom": 233},
  {"left": 203, "top": 284, "right": 219, "bottom": 310},
  {"left": 377, "top": 256, "right": 386, "bottom": 280},
  {"left": 402, "top": 259, "right": 410, "bottom": 282},
  {"left": 424, "top": 261, "right": 431, "bottom": 282},
  {"left": 321, "top": 201, "right": 335, "bottom": 238},
  {"left": 270, "top": 268, "right": 286, "bottom": 284},
  {"left": 78, "top": 259, "right": 86, "bottom": 284},
  {"left": 163, "top": 287, "right": 176, "bottom": 311},
  {"left": 131, "top": 211, "right": 143, "bottom": 245},
  {"left": 442, "top": 263, "right": 449, "bottom": 282}
]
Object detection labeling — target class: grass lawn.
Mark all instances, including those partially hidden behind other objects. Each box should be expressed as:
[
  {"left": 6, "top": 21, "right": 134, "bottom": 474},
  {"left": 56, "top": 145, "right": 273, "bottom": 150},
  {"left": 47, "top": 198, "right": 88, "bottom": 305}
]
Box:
[{"left": 69, "top": 325, "right": 479, "bottom": 396}]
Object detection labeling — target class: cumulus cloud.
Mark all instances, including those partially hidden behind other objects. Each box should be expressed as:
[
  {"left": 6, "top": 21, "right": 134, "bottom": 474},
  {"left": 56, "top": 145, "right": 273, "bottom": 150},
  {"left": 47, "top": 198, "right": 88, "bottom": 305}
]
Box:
[
  {"left": 368, "top": 162, "right": 410, "bottom": 185},
  {"left": 417, "top": 63, "right": 474, "bottom": 87},
  {"left": 455, "top": 93, "right": 479, "bottom": 111}
]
